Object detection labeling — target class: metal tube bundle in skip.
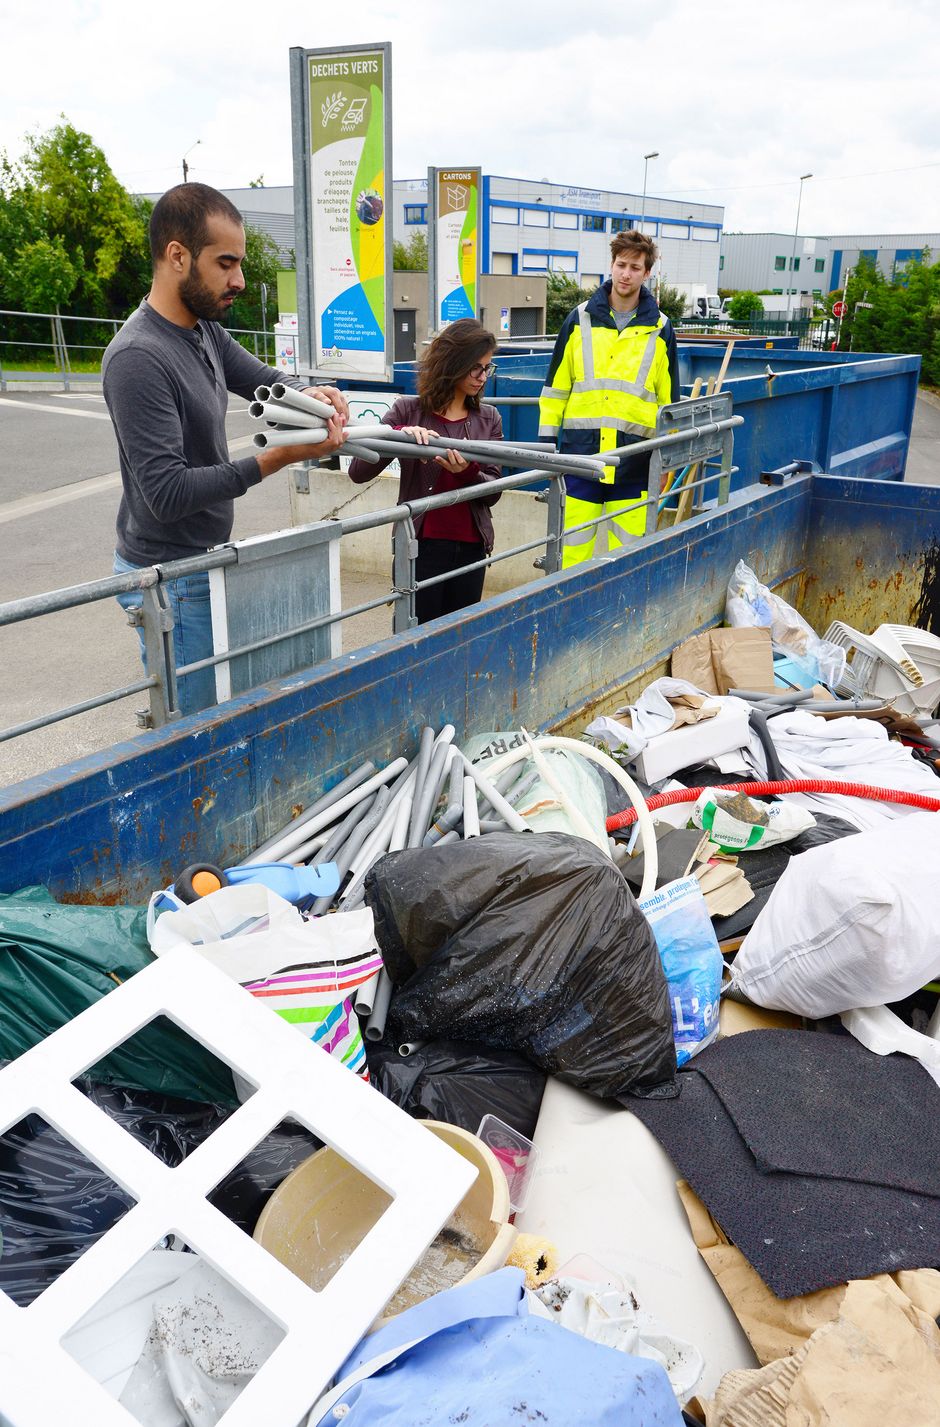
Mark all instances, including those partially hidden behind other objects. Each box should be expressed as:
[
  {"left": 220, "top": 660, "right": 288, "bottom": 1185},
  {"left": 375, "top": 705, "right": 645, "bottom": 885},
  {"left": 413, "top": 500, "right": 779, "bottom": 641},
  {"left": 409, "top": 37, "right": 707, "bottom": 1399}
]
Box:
[{"left": 249, "top": 385, "right": 606, "bottom": 477}]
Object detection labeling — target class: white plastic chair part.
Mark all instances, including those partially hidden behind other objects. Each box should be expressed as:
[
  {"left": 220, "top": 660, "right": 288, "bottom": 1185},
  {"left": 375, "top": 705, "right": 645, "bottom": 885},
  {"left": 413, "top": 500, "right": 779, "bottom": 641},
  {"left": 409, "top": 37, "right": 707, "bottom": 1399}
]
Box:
[
  {"left": 841, "top": 1004, "right": 940, "bottom": 1091},
  {"left": 478, "top": 735, "right": 659, "bottom": 901},
  {"left": 0, "top": 946, "right": 476, "bottom": 1427}
]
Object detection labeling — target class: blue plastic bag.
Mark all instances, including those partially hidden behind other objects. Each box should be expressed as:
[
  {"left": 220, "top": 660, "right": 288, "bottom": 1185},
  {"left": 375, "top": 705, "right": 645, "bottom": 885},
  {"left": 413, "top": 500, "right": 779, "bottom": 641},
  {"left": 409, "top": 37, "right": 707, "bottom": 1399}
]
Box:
[
  {"left": 640, "top": 877, "right": 724, "bottom": 1066},
  {"left": 308, "top": 1267, "right": 683, "bottom": 1426}
]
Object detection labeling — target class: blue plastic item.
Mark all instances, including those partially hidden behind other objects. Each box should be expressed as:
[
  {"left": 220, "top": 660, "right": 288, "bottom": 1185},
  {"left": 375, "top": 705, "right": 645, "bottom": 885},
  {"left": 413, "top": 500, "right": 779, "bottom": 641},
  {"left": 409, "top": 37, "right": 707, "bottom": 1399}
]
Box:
[
  {"left": 223, "top": 861, "right": 340, "bottom": 901},
  {"left": 640, "top": 877, "right": 724, "bottom": 1067},
  {"left": 310, "top": 1267, "right": 683, "bottom": 1426}
]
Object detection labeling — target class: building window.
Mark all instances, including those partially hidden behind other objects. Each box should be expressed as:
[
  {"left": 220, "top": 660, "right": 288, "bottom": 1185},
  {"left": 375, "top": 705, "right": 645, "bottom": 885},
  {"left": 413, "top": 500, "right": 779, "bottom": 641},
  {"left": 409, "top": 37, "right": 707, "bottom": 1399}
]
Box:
[
  {"left": 719, "top": 256, "right": 725, "bottom": 270},
  {"left": 491, "top": 252, "right": 516, "bottom": 276},
  {"left": 790, "top": 257, "right": 800, "bottom": 271},
  {"left": 550, "top": 253, "right": 577, "bottom": 272},
  {"left": 404, "top": 204, "right": 427, "bottom": 224},
  {"left": 774, "top": 256, "right": 786, "bottom": 271},
  {"left": 552, "top": 210, "right": 578, "bottom": 229},
  {"left": 581, "top": 273, "right": 602, "bottom": 289},
  {"left": 771, "top": 288, "right": 783, "bottom": 295},
  {"left": 523, "top": 207, "right": 550, "bottom": 227},
  {"left": 611, "top": 217, "right": 631, "bottom": 233},
  {"left": 815, "top": 258, "right": 825, "bottom": 272},
  {"left": 521, "top": 251, "right": 549, "bottom": 270},
  {"left": 660, "top": 222, "right": 690, "bottom": 240},
  {"left": 692, "top": 226, "right": 719, "bottom": 242},
  {"left": 581, "top": 214, "right": 606, "bottom": 232},
  {"left": 492, "top": 206, "right": 519, "bottom": 225}
]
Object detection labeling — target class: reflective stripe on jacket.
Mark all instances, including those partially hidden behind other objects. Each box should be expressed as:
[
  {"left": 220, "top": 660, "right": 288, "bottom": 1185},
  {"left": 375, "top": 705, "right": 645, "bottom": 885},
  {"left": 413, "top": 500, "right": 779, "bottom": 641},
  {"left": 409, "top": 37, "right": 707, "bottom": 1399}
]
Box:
[{"left": 538, "top": 281, "right": 680, "bottom": 491}]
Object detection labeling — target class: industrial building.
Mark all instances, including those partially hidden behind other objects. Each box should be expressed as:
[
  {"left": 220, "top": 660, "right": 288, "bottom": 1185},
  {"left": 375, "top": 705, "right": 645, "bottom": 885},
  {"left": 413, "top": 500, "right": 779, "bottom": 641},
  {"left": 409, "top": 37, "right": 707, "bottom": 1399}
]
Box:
[
  {"left": 177, "top": 176, "right": 722, "bottom": 352},
  {"left": 720, "top": 231, "right": 940, "bottom": 298}
]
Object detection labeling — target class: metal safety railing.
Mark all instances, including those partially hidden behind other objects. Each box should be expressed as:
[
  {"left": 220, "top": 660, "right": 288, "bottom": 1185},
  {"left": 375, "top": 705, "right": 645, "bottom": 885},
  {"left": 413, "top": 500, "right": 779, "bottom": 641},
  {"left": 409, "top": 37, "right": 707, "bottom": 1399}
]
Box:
[
  {"left": 0, "top": 395, "right": 741, "bottom": 743},
  {"left": 0, "top": 308, "right": 276, "bottom": 390}
]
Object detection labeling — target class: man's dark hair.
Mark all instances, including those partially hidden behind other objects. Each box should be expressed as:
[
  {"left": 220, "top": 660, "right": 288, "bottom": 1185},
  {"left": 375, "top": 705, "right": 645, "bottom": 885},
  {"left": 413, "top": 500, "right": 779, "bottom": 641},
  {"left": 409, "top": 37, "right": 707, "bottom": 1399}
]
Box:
[{"left": 149, "top": 183, "right": 244, "bottom": 267}]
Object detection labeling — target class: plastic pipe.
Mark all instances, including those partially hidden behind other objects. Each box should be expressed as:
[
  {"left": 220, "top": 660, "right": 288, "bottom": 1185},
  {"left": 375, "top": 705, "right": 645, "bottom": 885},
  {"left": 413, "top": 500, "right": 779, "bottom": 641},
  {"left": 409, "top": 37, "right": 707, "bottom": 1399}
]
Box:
[
  {"left": 253, "top": 428, "right": 329, "bottom": 450},
  {"left": 269, "top": 383, "right": 337, "bottom": 421},
  {"left": 407, "top": 727, "right": 436, "bottom": 844},
  {"left": 247, "top": 761, "right": 376, "bottom": 862},
  {"left": 249, "top": 401, "right": 326, "bottom": 430},
  {"left": 746, "top": 707, "right": 786, "bottom": 783},
  {"left": 478, "top": 737, "right": 659, "bottom": 901},
  {"left": 353, "top": 436, "right": 606, "bottom": 479},
  {"left": 479, "top": 818, "right": 510, "bottom": 834},
  {"left": 506, "top": 769, "right": 540, "bottom": 808},
  {"left": 364, "top": 968, "right": 393, "bottom": 1042},
  {"left": 355, "top": 971, "right": 381, "bottom": 1017},
  {"left": 408, "top": 738, "right": 452, "bottom": 848},
  {"left": 728, "top": 688, "right": 815, "bottom": 705},
  {"left": 459, "top": 754, "right": 530, "bottom": 833},
  {"left": 309, "top": 786, "right": 391, "bottom": 914},
  {"left": 398, "top": 1041, "right": 428, "bottom": 1057},
  {"left": 340, "top": 442, "right": 381, "bottom": 464},
  {"left": 423, "top": 803, "right": 463, "bottom": 845},
  {"left": 436, "top": 829, "right": 461, "bottom": 847},
  {"left": 302, "top": 791, "right": 377, "bottom": 869},
  {"left": 363, "top": 427, "right": 608, "bottom": 477},
  {"left": 248, "top": 757, "right": 408, "bottom": 864},
  {"left": 605, "top": 778, "right": 940, "bottom": 833},
  {"left": 463, "top": 777, "right": 480, "bottom": 838}
]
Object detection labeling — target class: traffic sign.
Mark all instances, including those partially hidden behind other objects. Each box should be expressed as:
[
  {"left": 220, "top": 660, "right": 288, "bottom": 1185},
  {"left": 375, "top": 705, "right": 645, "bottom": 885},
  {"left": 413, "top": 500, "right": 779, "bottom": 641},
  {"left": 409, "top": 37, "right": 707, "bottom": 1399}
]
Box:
[{"left": 832, "top": 300, "right": 847, "bottom": 318}]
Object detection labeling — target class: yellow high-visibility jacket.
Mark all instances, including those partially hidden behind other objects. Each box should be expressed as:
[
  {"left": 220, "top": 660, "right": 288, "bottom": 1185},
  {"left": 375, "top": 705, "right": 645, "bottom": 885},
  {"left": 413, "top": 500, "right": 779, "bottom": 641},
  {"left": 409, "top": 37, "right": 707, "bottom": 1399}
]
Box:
[{"left": 539, "top": 281, "right": 680, "bottom": 500}]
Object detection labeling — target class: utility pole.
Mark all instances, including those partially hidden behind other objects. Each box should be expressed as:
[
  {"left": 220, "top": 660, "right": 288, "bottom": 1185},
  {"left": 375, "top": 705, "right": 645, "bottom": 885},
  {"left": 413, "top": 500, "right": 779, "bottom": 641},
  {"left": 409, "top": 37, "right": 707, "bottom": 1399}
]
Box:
[
  {"left": 640, "top": 151, "right": 659, "bottom": 228},
  {"left": 788, "top": 172, "right": 812, "bottom": 320},
  {"left": 182, "top": 140, "right": 201, "bottom": 183}
]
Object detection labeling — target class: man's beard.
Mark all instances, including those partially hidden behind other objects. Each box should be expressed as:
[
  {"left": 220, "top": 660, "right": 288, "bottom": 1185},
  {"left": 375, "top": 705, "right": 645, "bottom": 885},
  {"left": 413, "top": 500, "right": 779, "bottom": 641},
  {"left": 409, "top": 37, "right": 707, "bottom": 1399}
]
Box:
[{"left": 180, "top": 269, "right": 233, "bottom": 322}]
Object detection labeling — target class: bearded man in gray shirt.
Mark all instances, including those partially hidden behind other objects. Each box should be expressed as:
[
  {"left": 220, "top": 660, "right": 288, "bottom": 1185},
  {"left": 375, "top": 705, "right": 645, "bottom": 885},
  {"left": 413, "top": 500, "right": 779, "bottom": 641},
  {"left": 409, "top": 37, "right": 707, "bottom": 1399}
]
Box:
[{"left": 102, "top": 182, "right": 347, "bottom": 715}]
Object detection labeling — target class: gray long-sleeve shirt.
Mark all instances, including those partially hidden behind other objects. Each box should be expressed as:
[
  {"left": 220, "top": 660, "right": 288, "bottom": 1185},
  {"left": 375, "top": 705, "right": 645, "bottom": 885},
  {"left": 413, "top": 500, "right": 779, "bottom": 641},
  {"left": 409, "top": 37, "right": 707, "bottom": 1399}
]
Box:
[{"left": 102, "top": 300, "right": 304, "bottom": 565}]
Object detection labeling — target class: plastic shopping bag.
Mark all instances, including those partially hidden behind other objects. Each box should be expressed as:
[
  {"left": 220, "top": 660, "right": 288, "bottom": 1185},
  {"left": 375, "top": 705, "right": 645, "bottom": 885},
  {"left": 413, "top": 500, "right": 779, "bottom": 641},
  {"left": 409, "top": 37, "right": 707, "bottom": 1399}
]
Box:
[
  {"left": 640, "top": 878, "right": 724, "bottom": 1066},
  {"left": 725, "top": 559, "right": 846, "bottom": 687},
  {"left": 149, "top": 884, "right": 381, "bottom": 1078}
]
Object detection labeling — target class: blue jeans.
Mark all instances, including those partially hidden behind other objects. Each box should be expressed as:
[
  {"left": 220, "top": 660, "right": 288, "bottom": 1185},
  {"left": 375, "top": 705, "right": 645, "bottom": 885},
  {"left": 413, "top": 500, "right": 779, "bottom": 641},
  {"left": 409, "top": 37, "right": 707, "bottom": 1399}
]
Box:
[{"left": 113, "top": 552, "right": 217, "bottom": 716}]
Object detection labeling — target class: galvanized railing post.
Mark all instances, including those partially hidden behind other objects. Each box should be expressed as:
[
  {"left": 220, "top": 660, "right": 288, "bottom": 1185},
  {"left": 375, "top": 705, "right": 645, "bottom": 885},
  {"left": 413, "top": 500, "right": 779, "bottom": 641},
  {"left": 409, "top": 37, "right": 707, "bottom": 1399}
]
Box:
[
  {"left": 392, "top": 517, "right": 418, "bottom": 633},
  {"left": 717, "top": 426, "right": 734, "bottom": 507},
  {"left": 645, "top": 447, "right": 664, "bottom": 535},
  {"left": 534, "top": 477, "right": 566, "bottom": 574},
  {"left": 127, "top": 583, "right": 181, "bottom": 727}
]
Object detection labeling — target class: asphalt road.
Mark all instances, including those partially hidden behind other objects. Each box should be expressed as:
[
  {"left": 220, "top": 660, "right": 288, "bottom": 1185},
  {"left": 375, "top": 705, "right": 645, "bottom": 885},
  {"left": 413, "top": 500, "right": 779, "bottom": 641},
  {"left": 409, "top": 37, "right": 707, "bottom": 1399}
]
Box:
[
  {"left": 0, "top": 388, "right": 389, "bottom": 786},
  {"left": 1, "top": 385, "right": 938, "bottom": 787}
]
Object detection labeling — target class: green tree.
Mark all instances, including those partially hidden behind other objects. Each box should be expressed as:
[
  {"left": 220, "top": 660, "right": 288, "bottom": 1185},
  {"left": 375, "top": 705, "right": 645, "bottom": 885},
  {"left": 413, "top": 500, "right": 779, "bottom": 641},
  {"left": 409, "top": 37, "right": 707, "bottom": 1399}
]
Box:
[
  {"left": 0, "top": 118, "right": 150, "bottom": 317},
  {"left": 232, "top": 222, "right": 282, "bottom": 334},
  {"left": 393, "top": 231, "right": 428, "bottom": 271},
  {"left": 656, "top": 283, "right": 686, "bottom": 324},
  {"left": 546, "top": 272, "right": 595, "bottom": 333},
  {"left": 726, "top": 290, "right": 763, "bottom": 321}
]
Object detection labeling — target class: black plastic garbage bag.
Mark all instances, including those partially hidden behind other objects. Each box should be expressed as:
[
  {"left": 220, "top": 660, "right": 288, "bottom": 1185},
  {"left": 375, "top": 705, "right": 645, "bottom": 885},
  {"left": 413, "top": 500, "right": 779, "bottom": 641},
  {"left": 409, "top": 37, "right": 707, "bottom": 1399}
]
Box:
[
  {"left": 0, "top": 1074, "right": 320, "bottom": 1306},
  {"left": 0, "top": 886, "right": 236, "bottom": 1104},
  {"left": 367, "top": 1036, "right": 546, "bottom": 1139},
  {"left": 367, "top": 832, "right": 677, "bottom": 1101}
]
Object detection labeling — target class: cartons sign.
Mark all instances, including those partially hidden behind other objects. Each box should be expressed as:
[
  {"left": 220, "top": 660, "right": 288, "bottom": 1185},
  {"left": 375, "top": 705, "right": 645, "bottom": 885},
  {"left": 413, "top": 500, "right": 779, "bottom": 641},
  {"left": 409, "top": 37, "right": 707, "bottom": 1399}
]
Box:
[
  {"left": 429, "top": 166, "right": 481, "bottom": 331},
  {"left": 290, "top": 43, "right": 393, "bottom": 381}
]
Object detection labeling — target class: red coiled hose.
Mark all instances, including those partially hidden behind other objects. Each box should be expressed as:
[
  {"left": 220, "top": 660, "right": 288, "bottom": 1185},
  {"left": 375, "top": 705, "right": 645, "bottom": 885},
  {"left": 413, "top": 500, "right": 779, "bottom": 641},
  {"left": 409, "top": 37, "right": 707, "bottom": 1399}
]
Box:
[{"left": 605, "top": 778, "right": 940, "bottom": 832}]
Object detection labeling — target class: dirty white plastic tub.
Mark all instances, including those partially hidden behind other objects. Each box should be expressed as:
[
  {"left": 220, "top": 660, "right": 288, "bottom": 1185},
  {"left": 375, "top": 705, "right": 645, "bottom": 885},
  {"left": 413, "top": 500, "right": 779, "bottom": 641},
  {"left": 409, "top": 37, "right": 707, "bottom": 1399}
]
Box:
[{"left": 254, "top": 1120, "right": 516, "bottom": 1319}]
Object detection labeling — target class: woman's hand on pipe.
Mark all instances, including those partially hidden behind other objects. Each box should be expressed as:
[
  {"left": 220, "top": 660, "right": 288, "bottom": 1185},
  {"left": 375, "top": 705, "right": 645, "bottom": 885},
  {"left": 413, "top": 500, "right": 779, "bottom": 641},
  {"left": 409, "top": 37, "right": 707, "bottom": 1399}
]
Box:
[
  {"left": 399, "top": 425, "right": 434, "bottom": 445},
  {"left": 304, "top": 385, "right": 350, "bottom": 422},
  {"left": 434, "top": 448, "right": 470, "bottom": 474}
]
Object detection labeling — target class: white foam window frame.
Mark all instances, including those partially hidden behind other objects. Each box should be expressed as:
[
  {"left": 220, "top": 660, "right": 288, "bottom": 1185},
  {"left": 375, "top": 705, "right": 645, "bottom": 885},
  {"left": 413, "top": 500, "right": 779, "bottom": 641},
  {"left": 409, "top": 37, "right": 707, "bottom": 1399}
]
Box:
[{"left": 0, "top": 945, "right": 477, "bottom": 1427}]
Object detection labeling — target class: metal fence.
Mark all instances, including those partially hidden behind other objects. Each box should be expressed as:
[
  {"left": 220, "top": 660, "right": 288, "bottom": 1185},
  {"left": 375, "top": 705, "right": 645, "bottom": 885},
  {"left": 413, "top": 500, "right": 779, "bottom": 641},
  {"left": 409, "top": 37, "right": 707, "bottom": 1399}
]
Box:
[
  {"left": 677, "top": 314, "right": 836, "bottom": 351},
  {"left": 0, "top": 308, "right": 275, "bottom": 390},
  {"left": 0, "top": 394, "right": 740, "bottom": 743}
]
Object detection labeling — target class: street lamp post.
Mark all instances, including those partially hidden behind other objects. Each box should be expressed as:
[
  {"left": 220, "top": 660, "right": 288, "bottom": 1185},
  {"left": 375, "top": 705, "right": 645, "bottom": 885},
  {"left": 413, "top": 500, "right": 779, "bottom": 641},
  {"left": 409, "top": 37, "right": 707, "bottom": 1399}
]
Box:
[
  {"left": 788, "top": 172, "right": 812, "bottom": 320},
  {"left": 182, "top": 140, "right": 201, "bottom": 183},
  {"left": 639, "top": 151, "right": 659, "bottom": 229}
]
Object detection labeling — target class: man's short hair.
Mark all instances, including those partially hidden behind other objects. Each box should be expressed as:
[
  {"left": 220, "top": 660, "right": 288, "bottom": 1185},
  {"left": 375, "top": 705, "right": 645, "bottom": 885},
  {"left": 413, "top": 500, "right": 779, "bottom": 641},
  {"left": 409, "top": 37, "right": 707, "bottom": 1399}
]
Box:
[
  {"left": 149, "top": 183, "right": 244, "bottom": 267},
  {"left": 610, "top": 229, "right": 658, "bottom": 270}
]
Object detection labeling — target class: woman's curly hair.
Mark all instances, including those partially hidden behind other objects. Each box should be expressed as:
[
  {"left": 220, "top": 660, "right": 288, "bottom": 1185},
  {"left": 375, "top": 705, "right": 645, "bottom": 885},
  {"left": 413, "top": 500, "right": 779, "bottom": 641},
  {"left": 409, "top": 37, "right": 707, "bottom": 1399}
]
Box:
[{"left": 417, "top": 318, "right": 497, "bottom": 415}]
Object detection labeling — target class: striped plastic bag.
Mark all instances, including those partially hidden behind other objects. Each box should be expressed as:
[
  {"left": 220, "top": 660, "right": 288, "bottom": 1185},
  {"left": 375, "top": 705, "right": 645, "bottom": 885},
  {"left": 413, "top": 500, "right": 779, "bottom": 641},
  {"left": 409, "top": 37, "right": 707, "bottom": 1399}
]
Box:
[{"left": 148, "top": 886, "right": 381, "bottom": 1078}]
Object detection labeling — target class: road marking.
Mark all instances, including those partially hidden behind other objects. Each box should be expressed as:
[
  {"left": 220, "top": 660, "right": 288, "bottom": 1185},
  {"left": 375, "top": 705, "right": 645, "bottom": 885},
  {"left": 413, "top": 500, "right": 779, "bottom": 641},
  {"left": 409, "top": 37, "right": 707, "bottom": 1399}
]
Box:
[
  {"left": 0, "top": 396, "right": 112, "bottom": 421},
  {"left": 54, "top": 392, "right": 107, "bottom": 402},
  {"left": 0, "top": 436, "right": 258, "bottom": 527}
]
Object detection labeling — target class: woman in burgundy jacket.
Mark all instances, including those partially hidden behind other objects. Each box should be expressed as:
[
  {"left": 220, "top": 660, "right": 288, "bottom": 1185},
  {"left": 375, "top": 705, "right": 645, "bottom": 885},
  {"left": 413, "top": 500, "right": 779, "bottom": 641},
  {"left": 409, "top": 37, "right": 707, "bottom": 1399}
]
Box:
[{"left": 347, "top": 318, "right": 503, "bottom": 624}]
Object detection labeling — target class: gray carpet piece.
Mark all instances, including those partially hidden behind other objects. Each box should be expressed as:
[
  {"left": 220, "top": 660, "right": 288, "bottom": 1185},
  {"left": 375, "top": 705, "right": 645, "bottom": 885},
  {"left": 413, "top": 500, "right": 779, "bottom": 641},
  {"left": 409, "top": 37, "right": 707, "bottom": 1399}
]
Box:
[
  {"left": 693, "top": 1029, "right": 940, "bottom": 1198},
  {"left": 631, "top": 1070, "right": 940, "bottom": 1297}
]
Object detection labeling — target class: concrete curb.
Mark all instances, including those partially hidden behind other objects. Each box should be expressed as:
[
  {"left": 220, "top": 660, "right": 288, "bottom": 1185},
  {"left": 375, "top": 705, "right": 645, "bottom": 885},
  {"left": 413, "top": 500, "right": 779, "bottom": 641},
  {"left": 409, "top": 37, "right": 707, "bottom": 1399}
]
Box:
[{"left": 917, "top": 388, "right": 940, "bottom": 413}]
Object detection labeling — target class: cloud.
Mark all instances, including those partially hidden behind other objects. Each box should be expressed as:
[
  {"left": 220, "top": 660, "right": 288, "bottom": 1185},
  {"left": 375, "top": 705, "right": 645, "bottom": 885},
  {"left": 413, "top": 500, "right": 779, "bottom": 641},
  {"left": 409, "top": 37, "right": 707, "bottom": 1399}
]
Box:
[{"left": 2, "top": 0, "right": 938, "bottom": 235}]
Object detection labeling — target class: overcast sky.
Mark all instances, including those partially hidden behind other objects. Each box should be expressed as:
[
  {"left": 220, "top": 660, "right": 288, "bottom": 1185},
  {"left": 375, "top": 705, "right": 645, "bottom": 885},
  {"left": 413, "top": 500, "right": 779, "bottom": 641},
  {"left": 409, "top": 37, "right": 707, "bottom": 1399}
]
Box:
[{"left": 2, "top": 0, "right": 938, "bottom": 237}]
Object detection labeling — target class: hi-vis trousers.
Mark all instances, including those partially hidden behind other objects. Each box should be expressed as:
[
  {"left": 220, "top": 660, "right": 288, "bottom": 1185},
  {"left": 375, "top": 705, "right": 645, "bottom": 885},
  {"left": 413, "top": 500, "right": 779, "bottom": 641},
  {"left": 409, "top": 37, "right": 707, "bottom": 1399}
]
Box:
[{"left": 561, "top": 491, "right": 648, "bottom": 568}]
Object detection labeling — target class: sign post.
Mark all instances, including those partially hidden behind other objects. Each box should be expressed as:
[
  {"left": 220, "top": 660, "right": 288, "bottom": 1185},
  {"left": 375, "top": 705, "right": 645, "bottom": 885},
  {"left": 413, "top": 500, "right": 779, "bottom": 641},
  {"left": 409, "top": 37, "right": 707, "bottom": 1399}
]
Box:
[
  {"left": 427, "top": 166, "right": 481, "bottom": 335},
  {"left": 289, "top": 43, "right": 393, "bottom": 381}
]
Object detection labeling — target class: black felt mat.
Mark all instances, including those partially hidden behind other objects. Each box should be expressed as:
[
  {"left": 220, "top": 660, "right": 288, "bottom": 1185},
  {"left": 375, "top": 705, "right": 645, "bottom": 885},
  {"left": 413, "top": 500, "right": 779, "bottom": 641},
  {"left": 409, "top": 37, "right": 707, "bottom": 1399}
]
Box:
[
  {"left": 693, "top": 1030, "right": 940, "bottom": 1198},
  {"left": 631, "top": 1071, "right": 940, "bottom": 1297}
]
